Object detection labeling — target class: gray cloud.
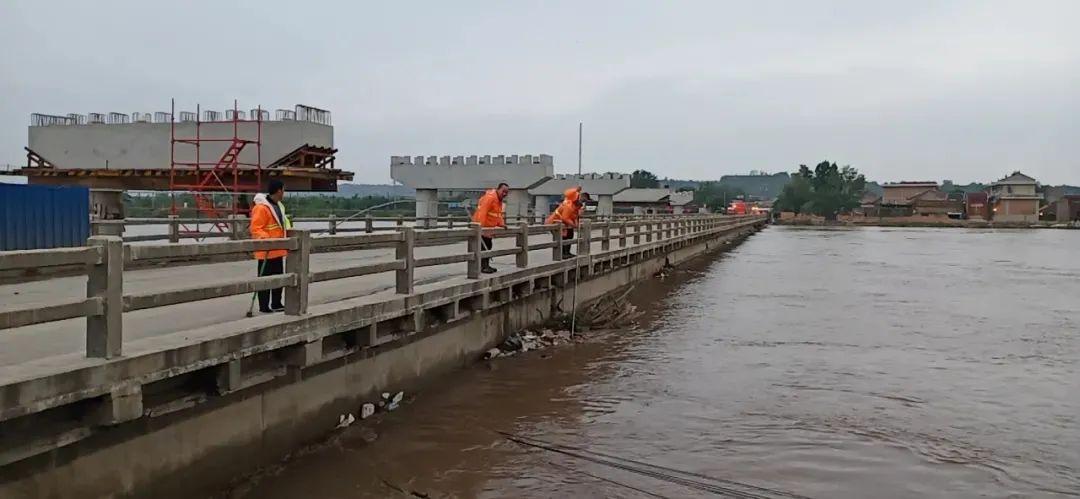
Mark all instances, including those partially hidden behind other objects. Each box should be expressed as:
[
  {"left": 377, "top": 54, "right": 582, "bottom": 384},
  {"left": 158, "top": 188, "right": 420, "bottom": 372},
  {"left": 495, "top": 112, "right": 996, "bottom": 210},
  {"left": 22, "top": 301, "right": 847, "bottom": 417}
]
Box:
[{"left": 2, "top": 0, "right": 1077, "bottom": 183}]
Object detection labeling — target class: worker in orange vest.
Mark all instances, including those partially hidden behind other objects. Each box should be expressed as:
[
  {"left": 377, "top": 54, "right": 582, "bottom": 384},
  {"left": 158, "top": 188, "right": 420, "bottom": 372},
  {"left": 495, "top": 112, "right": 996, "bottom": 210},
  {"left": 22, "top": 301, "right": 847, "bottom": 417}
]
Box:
[
  {"left": 472, "top": 182, "right": 509, "bottom": 273},
  {"left": 547, "top": 191, "right": 588, "bottom": 258},
  {"left": 250, "top": 180, "right": 292, "bottom": 313}
]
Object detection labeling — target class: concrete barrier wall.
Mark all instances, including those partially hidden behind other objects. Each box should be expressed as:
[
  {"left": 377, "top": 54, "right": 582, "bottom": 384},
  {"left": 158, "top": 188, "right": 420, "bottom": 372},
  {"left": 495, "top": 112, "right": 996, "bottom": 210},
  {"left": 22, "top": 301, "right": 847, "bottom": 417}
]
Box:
[
  {"left": 29, "top": 121, "right": 333, "bottom": 169},
  {"left": 0, "top": 221, "right": 764, "bottom": 498}
]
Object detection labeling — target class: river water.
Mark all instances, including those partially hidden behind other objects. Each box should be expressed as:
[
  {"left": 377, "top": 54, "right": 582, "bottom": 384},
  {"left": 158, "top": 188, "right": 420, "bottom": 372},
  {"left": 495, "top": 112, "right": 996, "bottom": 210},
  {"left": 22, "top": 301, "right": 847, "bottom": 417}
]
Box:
[{"left": 224, "top": 226, "right": 1080, "bottom": 498}]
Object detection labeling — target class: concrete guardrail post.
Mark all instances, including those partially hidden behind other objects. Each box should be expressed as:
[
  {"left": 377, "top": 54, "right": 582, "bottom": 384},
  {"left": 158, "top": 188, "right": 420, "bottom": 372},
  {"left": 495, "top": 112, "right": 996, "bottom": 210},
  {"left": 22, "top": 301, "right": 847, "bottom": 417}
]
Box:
[
  {"left": 578, "top": 220, "right": 592, "bottom": 256},
  {"left": 516, "top": 222, "right": 529, "bottom": 268},
  {"left": 87, "top": 235, "right": 123, "bottom": 359},
  {"left": 601, "top": 223, "right": 611, "bottom": 251},
  {"left": 396, "top": 227, "right": 415, "bottom": 294},
  {"left": 365, "top": 216, "right": 374, "bottom": 233},
  {"left": 396, "top": 216, "right": 404, "bottom": 228},
  {"left": 467, "top": 223, "right": 482, "bottom": 279},
  {"left": 168, "top": 215, "right": 180, "bottom": 243},
  {"left": 285, "top": 229, "right": 311, "bottom": 316},
  {"left": 619, "top": 222, "right": 628, "bottom": 248},
  {"left": 552, "top": 224, "right": 564, "bottom": 261},
  {"left": 228, "top": 215, "right": 243, "bottom": 240},
  {"left": 646, "top": 221, "right": 654, "bottom": 243},
  {"left": 633, "top": 222, "right": 641, "bottom": 245},
  {"left": 328, "top": 214, "right": 337, "bottom": 235},
  {"left": 447, "top": 217, "right": 454, "bottom": 229}
]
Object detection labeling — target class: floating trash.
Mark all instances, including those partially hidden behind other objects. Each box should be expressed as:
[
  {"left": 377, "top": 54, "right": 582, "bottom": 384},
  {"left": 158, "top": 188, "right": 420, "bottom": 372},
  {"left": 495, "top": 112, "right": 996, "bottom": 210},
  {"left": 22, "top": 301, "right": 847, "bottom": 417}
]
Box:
[{"left": 336, "top": 413, "right": 356, "bottom": 429}]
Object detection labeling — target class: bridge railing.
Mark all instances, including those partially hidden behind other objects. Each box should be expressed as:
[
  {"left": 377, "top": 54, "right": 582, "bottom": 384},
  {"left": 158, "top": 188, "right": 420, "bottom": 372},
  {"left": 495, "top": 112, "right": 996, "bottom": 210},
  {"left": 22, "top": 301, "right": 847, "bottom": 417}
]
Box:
[
  {"left": 92, "top": 213, "right": 716, "bottom": 242},
  {"left": 2, "top": 215, "right": 761, "bottom": 359}
]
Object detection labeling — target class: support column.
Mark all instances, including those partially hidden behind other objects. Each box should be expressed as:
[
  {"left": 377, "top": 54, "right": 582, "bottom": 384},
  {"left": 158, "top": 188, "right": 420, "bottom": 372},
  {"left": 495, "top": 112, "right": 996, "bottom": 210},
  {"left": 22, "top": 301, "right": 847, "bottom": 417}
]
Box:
[
  {"left": 534, "top": 195, "right": 552, "bottom": 218},
  {"left": 89, "top": 189, "right": 125, "bottom": 221},
  {"left": 415, "top": 189, "right": 438, "bottom": 229},
  {"left": 597, "top": 194, "right": 614, "bottom": 217},
  {"left": 505, "top": 189, "right": 531, "bottom": 224}
]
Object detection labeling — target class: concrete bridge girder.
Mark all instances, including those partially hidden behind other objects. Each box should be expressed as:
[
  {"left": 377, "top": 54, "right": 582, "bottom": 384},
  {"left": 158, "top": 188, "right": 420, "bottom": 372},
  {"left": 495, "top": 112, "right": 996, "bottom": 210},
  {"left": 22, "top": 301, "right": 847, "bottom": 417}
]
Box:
[
  {"left": 529, "top": 173, "right": 631, "bottom": 217},
  {"left": 390, "top": 154, "right": 555, "bottom": 221}
]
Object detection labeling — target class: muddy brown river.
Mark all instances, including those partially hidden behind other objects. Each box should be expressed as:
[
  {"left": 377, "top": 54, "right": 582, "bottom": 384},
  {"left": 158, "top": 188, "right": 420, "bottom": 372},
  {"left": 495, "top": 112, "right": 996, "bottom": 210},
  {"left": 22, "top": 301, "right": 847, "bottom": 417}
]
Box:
[{"left": 224, "top": 226, "right": 1080, "bottom": 498}]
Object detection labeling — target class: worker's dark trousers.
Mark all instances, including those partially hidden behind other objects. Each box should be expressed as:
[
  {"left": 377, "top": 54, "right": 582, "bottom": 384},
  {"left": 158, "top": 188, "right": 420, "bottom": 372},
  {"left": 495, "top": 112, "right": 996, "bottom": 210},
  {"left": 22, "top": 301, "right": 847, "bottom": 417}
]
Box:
[
  {"left": 480, "top": 236, "right": 494, "bottom": 269},
  {"left": 257, "top": 257, "right": 285, "bottom": 311},
  {"left": 563, "top": 229, "right": 575, "bottom": 256}
]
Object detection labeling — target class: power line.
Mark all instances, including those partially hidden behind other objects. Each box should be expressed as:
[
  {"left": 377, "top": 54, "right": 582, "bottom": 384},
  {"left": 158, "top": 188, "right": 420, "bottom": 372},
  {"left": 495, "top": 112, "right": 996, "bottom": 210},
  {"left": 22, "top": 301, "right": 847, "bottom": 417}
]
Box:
[{"left": 500, "top": 431, "right": 814, "bottom": 499}]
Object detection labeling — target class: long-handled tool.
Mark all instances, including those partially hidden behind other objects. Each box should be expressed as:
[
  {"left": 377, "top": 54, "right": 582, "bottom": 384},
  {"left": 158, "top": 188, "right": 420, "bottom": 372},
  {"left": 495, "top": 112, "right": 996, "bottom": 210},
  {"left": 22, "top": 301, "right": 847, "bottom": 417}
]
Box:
[
  {"left": 245, "top": 258, "right": 267, "bottom": 318},
  {"left": 570, "top": 249, "right": 580, "bottom": 338}
]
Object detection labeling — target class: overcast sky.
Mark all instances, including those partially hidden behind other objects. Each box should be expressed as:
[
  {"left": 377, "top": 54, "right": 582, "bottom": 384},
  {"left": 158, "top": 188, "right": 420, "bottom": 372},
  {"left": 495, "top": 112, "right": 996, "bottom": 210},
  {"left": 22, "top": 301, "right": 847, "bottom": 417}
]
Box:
[{"left": 2, "top": 0, "right": 1077, "bottom": 184}]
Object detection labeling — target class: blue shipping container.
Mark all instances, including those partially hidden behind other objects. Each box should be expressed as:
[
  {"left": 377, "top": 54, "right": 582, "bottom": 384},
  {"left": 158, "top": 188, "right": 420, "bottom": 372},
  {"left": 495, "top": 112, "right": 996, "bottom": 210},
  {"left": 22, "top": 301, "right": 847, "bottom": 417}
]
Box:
[{"left": 0, "top": 184, "right": 90, "bottom": 250}]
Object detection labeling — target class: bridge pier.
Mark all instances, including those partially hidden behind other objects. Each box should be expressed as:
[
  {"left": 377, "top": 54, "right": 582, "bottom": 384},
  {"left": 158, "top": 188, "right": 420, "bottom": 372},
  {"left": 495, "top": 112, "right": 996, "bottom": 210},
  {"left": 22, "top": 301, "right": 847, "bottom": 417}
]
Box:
[{"left": 415, "top": 189, "right": 438, "bottom": 229}]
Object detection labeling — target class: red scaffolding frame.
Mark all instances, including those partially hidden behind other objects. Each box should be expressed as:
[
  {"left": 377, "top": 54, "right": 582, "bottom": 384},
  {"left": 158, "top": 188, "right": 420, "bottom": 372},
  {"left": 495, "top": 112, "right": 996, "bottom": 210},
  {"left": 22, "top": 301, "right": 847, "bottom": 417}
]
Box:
[{"left": 169, "top": 99, "right": 263, "bottom": 236}]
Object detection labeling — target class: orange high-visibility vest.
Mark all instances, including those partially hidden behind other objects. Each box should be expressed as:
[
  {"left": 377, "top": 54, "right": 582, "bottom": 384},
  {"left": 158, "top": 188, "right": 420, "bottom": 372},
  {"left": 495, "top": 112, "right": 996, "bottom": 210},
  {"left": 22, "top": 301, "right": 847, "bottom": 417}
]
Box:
[
  {"left": 546, "top": 200, "right": 580, "bottom": 234},
  {"left": 250, "top": 202, "right": 288, "bottom": 260},
  {"left": 472, "top": 189, "right": 505, "bottom": 228}
]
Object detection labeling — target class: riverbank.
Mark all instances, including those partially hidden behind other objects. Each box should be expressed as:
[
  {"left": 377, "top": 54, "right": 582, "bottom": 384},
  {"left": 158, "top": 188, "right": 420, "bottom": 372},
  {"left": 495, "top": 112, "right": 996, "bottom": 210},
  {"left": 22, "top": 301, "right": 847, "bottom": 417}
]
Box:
[{"left": 776, "top": 217, "right": 1079, "bottom": 229}]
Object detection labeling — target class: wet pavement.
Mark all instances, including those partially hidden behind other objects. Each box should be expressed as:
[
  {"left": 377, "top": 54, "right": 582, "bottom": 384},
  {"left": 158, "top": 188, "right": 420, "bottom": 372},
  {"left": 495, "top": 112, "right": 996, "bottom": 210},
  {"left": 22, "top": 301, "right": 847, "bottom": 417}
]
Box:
[{"left": 223, "top": 226, "right": 1080, "bottom": 498}]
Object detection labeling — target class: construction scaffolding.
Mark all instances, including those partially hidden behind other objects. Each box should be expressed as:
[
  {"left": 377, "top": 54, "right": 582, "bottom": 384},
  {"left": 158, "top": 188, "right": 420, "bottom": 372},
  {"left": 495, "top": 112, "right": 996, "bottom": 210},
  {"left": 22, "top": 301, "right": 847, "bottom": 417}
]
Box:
[{"left": 169, "top": 99, "right": 263, "bottom": 235}]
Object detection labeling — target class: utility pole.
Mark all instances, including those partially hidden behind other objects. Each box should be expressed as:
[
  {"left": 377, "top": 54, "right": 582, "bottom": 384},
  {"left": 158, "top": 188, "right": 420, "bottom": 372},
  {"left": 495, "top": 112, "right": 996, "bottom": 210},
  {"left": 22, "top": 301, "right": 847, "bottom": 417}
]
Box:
[{"left": 577, "top": 122, "right": 583, "bottom": 175}]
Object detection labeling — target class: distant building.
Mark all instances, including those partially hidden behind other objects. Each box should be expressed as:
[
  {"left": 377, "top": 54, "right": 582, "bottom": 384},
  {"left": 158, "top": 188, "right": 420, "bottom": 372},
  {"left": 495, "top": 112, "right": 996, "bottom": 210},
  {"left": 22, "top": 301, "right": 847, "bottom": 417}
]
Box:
[
  {"left": 871, "top": 181, "right": 940, "bottom": 217},
  {"left": 1041, "top": 195, "right": 1080, "bottom": 222},
  {"left": 909, "top": 189, "right": 964, "bottom": 217},
  {"left": 613, "top": 187, "right": 694, "bottom": 214},
  {"left": 989, "top": 171, "right": 1041, "bottom": 223},
  {"left": 965, "top": 192, "right": 990, "bottom": 220},
  {"left": 881, "top": 181, "right": 939, "bottom": 204}
]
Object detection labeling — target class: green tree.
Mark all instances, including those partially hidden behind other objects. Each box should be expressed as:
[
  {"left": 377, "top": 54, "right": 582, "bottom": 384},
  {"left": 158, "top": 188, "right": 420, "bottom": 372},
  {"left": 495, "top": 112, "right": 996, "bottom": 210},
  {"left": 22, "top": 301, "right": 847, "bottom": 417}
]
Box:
[
  {"left": 774, "top": 165, "right": 813, "bottom": 214},
  {"left": 775, "top": 161, "right": 865, "bottom": 220},
  {"left": 630, "top": 169, "right": 660, "bottom": 188}
]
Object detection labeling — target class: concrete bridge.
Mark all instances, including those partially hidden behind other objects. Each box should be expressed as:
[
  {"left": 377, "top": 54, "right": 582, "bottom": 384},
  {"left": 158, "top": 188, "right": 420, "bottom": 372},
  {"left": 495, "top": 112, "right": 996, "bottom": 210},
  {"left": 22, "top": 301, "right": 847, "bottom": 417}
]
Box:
[{"left": 0, "top": 213, "right": 767, "bottom": 498}]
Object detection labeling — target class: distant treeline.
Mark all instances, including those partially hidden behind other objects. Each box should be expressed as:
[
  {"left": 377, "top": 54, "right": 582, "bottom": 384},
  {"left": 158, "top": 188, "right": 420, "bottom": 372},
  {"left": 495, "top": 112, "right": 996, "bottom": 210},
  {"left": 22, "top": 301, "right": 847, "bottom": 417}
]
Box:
[{"left": 124, "top": 193, "right": 415, "bottom": 218}]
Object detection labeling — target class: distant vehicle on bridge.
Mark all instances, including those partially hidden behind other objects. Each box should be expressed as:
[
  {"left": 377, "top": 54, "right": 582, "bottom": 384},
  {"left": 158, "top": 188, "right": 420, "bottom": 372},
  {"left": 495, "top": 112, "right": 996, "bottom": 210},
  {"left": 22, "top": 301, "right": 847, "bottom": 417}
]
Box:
[{"left": 728, "top": 200, "right": 747, "bottom": 215}]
